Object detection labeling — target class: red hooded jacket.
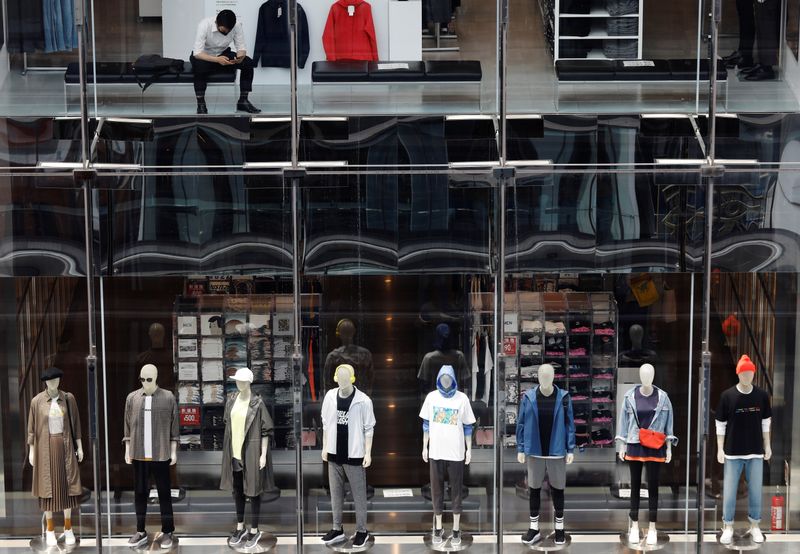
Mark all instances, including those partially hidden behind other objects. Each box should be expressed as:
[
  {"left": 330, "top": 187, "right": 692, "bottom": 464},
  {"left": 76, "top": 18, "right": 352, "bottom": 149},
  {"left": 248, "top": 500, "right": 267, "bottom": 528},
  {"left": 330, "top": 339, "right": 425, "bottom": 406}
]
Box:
[{"left": 322, "top": 0, "right": 378, "bottom": 61}]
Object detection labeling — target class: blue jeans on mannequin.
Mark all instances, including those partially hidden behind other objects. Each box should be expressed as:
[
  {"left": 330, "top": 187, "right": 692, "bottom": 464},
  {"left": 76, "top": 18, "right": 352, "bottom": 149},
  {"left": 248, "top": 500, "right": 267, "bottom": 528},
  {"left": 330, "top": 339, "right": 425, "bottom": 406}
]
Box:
[{"left": 722, "top": 458, "right": 763, "bottom": 525}]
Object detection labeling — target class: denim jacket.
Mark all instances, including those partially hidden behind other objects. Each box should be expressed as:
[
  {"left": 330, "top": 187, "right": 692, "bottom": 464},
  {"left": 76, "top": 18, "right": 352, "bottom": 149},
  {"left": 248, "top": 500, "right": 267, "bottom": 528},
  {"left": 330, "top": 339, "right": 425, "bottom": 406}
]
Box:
[
  {"left": 516, "top": 385, "right": 576, "bottom": 456},
  {"left": 614, "top": 386, "right": 678, "bottom": 446}
]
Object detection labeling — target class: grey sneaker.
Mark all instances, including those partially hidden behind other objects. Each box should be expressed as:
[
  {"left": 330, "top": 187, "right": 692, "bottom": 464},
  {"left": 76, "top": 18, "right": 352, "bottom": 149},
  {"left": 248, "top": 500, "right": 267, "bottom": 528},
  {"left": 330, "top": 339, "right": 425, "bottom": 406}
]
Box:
[
  {"left": 244, "top": 531, "right": 262, "bottom": 549},
  {"left": 229, "top": 528, "right": 248, "bottom": 546},
  {"left": 159, "top": 532, "right": 173, "bottom": 549},
  {"left": 128, "top": 532, "right": 148, "bottom": 548},
  {"left": 451, "top": 530, "right": 462, "bottom": 545},
  {"left": 432, "top": 528, "right": 444, "bottom": 544}
]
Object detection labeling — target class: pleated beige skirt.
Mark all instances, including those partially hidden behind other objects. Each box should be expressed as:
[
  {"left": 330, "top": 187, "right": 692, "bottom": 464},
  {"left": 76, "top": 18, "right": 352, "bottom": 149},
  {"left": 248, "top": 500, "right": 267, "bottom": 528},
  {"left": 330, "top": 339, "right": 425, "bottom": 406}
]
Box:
[{"left": 38, "top": 434, "right": 80, "bottom": 512}]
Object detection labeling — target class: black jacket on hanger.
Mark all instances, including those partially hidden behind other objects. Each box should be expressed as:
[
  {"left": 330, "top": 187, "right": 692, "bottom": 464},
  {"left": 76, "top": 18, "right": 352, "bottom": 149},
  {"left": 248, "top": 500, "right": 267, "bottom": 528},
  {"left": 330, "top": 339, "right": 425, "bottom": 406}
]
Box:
[{"left": 253, "top": 0, "right": 310, "bottom": 68}]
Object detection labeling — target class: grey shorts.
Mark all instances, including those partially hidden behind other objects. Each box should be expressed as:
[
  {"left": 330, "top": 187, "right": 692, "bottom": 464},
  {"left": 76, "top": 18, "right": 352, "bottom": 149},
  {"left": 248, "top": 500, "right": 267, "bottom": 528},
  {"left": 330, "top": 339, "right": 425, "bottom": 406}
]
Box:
[{"left": 526, "top": 456, "right": 567, "bottom": 489}]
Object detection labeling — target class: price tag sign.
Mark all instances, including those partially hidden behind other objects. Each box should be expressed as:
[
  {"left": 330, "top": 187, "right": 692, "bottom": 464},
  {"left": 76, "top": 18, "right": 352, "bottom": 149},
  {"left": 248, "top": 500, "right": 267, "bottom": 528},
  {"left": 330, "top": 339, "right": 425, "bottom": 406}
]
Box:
[
  {"left": 180, "top": 406, "right": 201, "bottom": 428},
  {"left": 503, "top": 336, "right": 518, "bottom": 356}
]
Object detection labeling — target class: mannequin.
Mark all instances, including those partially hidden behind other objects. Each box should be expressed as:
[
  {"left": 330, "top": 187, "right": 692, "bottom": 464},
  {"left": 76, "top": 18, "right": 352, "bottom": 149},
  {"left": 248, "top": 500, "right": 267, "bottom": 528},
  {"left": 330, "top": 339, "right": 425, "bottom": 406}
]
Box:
[
  {"left": 615, "top": 364, "right": 676, "bottom": 546},
  {"left": 516, "top": 364, "right": 575, "bottom": 546},
  {"left": 221, "top": 367, "right": 273, "bottom": 549},
  {"left": 324, "top": 319, "right": 375, "bottom": 394},
  {"left": 124, "top": 364, "right": 179, "bottom": 549},
  {"left": 28, "top": 367, "right": 83, "bottom": 546},
  {"left": 320, "top": 364, "right": 376, "bottom": 548},
  {"left": 135, "top": 323, "right": 173, "bottom": 390},
  {"left": 420, "top": 365, "right": 476, "bottom": 546},
  {"left": 720, "top": 0, "right": 779, "bottom": 80},
  {"left": 418, "top": 324, "right": 470, "bottom": 395},
  {"left": 618, "top": 325, "right": 657, "bottom": 365},
  {"left": 715, "top": 355, "right": 771, "bottom": 545},
  {"left": 470, "top": 328, "right": 493, "bottom": 405}
]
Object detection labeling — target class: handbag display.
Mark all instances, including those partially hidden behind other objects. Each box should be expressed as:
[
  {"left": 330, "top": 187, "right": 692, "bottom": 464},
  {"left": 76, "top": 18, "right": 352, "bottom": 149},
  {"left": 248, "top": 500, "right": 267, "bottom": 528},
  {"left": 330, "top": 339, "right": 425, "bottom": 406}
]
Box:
[{"left": 630, "top": 396, "right": 667, "bottom": 449}]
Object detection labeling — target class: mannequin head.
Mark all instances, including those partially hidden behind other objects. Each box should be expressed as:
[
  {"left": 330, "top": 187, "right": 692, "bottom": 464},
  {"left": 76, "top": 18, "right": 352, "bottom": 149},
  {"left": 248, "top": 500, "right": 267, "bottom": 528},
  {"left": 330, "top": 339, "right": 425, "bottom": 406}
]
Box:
[
  {"left": 436, "top": 365, "right": 457, "bottom": 397},
  {"left": 736, "top": 355, "right": 756, "bottom": 386},
  {"left": 629, "top": 324, "right": 644, "bottom": 349},
  {"left": 139, "top": 364, "right": 158, "bottom": 395},
  {"left": 538, "top": 363, "right": 555, "bottom": 390},
  {"left": 230, "top": 367, "right": 254, "bottom": 394},
  {"left": 639, "top": 363, "right": 655, "bottom": 387},
  {"left": 432, "top": 323, "right": 452, "bottom": 351},
  {"left": 148, "top": 322, "right": 165, "bottom": 348},
  {"left": 336, "top": 319, "right": 356, "bottom": 346},
  {"left": 41, "top": 367, "right": 64, "bottom": 394},
  {"left": 334, "top": 364, "right": 355, "bottom": 395},
  {"left": 45, "top": 378, "right": 61, "bottom": 393}
]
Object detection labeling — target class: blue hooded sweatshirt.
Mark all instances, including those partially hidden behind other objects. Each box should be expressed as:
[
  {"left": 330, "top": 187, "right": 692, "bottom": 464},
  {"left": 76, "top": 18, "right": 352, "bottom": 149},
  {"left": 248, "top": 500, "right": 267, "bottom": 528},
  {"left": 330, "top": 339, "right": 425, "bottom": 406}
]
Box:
[{"left": 422, "top": 365, "right": 473, "bottom": 437}]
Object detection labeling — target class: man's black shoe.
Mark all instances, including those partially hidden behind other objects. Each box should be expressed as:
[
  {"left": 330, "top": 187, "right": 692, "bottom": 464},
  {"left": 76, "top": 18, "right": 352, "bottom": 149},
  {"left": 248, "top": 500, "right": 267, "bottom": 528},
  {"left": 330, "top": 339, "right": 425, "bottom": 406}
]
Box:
[{"left": 236, "top": 100, "right": 262, "bottom": 114}]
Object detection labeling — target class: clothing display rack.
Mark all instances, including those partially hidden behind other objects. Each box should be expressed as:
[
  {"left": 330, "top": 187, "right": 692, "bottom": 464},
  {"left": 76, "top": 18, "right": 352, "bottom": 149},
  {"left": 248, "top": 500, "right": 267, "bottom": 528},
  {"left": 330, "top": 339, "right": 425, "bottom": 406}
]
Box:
[
  {"left": 502, "top": 291, "right": 618, "bottom": 450},
  {"left": 422, "top": 26, "right": 460, "bottom": 53},
  {"left": 540, "top": 0, "right": 643, "bottom": 62}
]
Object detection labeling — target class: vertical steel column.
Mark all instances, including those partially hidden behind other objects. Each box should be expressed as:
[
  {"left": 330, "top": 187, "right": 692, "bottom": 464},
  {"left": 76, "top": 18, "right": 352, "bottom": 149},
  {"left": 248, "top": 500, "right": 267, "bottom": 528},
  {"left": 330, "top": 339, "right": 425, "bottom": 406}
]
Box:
[
  {"left": 289, "top": 0, "right": 299, "bottom": 167},
  {"left": 76, "top": 0, "right": 90, "bottom": 166},
  {"left": 498, "top": 0, "right": 509, "bottom": 165},
  {"left": 78, "top": 169, "right": 102, "bottom": 551},
  {"left": 492, "top": 167, "right": 512, "bottom": 551},
  {"left": 697, "top": 0, "right": 721, "bottom": 546},
  {"left": 289, "top": 171, "right": 305, "bottom": 549}
]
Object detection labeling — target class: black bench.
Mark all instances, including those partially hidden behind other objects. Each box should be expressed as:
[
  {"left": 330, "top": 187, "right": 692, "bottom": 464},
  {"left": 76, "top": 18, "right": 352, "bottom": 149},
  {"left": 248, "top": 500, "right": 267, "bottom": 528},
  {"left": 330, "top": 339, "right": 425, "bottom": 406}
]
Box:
[
  {"left": 311, "top": 60, "right": 482, "bottom": 84},
  {"left": 63, "top": 61, "right": 237, "bottom": 111},
  {"left": 555, "top": 58, "right": 727, "bottom": 82}
]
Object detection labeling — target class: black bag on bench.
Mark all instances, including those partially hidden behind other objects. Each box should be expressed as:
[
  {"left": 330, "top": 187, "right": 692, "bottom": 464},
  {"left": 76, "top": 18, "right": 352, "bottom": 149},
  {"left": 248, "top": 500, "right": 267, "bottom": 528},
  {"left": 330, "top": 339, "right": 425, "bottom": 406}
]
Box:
[{"left": 132, "top": 54, "right": 185, "bottom": 91}]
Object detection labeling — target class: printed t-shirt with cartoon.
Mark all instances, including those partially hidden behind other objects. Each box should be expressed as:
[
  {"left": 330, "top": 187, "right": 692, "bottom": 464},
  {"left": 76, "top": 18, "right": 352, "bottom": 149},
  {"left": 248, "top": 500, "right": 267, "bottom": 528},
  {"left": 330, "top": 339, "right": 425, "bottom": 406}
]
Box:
[{"left": 419, "top": 365, "right": 476, "bottom": 461}]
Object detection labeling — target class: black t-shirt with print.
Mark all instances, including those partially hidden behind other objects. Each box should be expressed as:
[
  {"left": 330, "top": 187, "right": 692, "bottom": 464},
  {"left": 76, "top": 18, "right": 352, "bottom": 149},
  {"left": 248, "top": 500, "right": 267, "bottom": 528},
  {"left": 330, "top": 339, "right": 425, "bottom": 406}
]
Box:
[
  {"left": 715, "top": 385, "right": 772, "bottom": 456},
  {"left": 333, "top": 389, "right": 362, "bottom": 466}
]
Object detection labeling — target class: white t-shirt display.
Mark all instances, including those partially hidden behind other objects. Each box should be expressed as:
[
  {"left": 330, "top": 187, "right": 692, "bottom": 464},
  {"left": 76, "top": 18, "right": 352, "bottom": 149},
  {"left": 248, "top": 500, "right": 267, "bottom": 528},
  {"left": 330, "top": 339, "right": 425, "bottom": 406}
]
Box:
[{"left": 419, "top": 390, "right": 476, "bottom": 462}]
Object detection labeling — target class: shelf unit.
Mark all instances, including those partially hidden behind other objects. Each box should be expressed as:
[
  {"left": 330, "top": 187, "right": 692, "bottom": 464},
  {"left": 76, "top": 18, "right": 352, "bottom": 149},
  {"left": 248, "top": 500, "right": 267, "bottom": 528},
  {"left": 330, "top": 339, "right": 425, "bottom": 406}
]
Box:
[
  {"left": 503, "top": 291, "right": 618, "bottom": 450},
  {"left": 172, "top": 293, "right": 301, "bottom": 452},
  {"left": 541, "top": 0, "right": 643, "bottom": 62}
]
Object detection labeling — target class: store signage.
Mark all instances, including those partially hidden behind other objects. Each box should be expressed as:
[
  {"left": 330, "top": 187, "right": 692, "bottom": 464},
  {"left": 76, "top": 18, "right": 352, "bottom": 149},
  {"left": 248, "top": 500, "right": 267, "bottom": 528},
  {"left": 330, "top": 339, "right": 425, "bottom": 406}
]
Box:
[
  {"left": 503, "top": 336, "right": 517, "bottom": 356},
  {"left": 180, "top": 406, "right": 201, "bottom": 427},
  {"left": 383, "top": 489, "right": 413, "bottom": 498}
]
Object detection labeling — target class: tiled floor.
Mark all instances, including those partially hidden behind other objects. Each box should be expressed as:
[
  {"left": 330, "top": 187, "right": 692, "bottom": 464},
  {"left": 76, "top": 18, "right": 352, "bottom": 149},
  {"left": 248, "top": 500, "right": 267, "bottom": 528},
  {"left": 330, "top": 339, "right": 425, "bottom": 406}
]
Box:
[{"left": 1, "top": 0, "right": 796, "bottom": 117}]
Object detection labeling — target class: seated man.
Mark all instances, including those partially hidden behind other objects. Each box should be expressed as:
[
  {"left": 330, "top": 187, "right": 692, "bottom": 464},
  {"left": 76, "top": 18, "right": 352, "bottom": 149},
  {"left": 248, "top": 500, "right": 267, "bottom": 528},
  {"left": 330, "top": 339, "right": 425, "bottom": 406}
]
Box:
[{"left": 191, "top": 9, "right": 261, "bottom": 114}]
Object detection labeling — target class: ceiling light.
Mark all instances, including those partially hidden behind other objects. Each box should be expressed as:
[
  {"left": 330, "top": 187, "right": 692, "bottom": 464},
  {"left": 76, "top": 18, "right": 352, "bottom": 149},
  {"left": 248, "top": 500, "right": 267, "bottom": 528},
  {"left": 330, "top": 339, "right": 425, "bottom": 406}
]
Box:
[
  {"left": 243, "top": 162, "right": 292, "bottom": 169},
  {"left": 654, "top": 159, "right": 706, "bottom": 165},
  {"left": 445, "top": 114, "right": 493, "bottom": 121},
  {"left": 105, "top": 118, "right": 153, "bottom": 124},
  {"left": 251, "top": 117, "right": 291, "bottom": 123},
  {"left": 298, "top": 161, "right": 348, "bottom": 168},
  {"left": 448, "top": 161, "right": 500, "bottom": 168},
  {"left": 37, "top": 161, "right": 82, "bottom": 169},
  {"left": 506, "top": 160, "right": 553, "bottom": 167},
  {"left": 94, "top": 163, "right": 142, "bottom": 170}
]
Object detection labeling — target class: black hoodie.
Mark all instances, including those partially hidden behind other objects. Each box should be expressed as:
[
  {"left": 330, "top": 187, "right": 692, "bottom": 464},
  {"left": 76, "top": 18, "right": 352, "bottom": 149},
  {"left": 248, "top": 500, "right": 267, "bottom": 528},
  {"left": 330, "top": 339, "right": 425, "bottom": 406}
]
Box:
[{"left": 253, "top": 0, "right": 310, "bottom": 68}]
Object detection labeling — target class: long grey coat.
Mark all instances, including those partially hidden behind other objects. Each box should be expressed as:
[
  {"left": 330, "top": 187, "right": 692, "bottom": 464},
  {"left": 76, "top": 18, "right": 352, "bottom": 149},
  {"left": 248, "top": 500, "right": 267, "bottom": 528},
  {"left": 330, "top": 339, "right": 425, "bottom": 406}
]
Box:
[
  {"left": 219, "top": 392, "right": 275, "bottom": 497},
  {"left": 27, "top": 390, "right": 82, "bottom": 498}
]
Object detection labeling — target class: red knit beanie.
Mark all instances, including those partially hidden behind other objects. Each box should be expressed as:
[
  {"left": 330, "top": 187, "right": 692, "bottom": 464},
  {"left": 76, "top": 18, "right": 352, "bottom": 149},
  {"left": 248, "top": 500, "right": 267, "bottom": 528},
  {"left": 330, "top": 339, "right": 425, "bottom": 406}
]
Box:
[{"left": 736, "top": 355, "right": 756, "bottom": 374}]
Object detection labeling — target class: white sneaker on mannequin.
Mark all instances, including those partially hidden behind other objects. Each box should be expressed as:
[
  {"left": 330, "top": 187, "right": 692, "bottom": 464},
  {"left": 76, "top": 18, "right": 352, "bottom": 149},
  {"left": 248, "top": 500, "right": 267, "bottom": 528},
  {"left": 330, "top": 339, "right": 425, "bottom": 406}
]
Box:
[
  {"left": 720, "top": 524, "right": 734, "bottom": 544},
  {"left": 45, "top": 531, "right": 57, "bottom": 546},
  {"left": 628, "top": 521, "right": 640, "bottom": 544},
  {"left": 749, "top": 524, "right": 764, "bottom": 543},
  {"left": 646, "top": 525, "right": 658, "bottom": 545},
  {"left": 63, "top": 529, "right": 76, "bottom": 545}
]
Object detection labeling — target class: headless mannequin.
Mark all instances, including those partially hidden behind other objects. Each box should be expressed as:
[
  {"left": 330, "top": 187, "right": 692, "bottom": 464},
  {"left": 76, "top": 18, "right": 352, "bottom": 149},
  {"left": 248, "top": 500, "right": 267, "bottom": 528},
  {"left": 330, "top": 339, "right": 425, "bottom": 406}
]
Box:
[
  {"left": 321, "top": 365, "right": 374, "bottom": 467},
  {"left": 232, "top": 379, "right": 269, "bottom": 535},
  {"left": 618, "top": 364, "right": 672, "bottom": 545},
  {"left": 30, "top": 377, "right": 84, "bottom": 546},
  {"left": 619, "top": 325, "right": 657, "bottom": 365},
  {"left": 419, "top": 324, "right": 469, "bottom": 396},
  {"left": 470, "top": 329, "right": 492, "bottom": 405},
  {"left": 516, "top": 365, "right": 573, "bottom": 540},
  {"left": 716, "top": 368, "right": 771, "bottom": 541},
  {"left": 125, "top": 365, "right": 178, "bottom": 466},
  {"left": 422, "top": 372, "right": 471, "bottom": 533}
]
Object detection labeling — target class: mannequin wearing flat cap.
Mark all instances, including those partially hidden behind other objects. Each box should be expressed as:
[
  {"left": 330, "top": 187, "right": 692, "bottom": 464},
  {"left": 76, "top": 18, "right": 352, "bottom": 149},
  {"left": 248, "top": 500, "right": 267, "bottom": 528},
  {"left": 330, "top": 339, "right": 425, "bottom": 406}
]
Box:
[
  {"left": 324, "top": 319, "right": 375, "bottom": 395},
  {"left": 27, "top": 367, "right": 83, "bottom": 547},
  {"left": 320, "top": 364, "right": 376, "bottom": 548},
  {"left": 221, "top": 367, "right": 274, "bottom": 549},
  {"left": 123, "top": 364, "right": 179, "bottom": 548},
  {"left": 716, "top": 355, "right": 772, "bottom": 545}
]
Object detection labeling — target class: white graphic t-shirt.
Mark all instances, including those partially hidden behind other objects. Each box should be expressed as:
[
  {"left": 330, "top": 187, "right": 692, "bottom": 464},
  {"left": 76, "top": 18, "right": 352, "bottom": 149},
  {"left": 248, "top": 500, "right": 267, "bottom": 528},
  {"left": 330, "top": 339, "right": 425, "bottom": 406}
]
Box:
[{"left": 419, "top": 390, "right": 476, "bottom": 461}]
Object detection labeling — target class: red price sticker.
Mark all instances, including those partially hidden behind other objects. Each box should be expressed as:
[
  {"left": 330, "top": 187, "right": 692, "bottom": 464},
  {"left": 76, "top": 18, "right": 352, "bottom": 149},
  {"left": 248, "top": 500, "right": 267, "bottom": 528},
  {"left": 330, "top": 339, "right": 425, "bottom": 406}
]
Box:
[
  {"left": 180, "top": 406, "right": 200, "bottom": 428},
  {"left": 503, "top": 336, "right": 517, "bottom": 356}
]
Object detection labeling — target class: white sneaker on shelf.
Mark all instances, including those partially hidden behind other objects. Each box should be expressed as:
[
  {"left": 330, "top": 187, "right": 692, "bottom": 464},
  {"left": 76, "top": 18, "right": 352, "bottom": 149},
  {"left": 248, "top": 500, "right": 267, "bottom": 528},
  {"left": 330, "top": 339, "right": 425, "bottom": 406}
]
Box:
[
  {"left": 749, "top": 525, "right": 765, "bottom": 543},
  {"left": 45, "top": 531, "right": 57, "bottom": 547},
  {"left": 628, "top": 523, "right": 640, "bottom": 544},
  {"left": 720, "top": 525, "right": 734, "bottom": 544},
  {"left": 646, "top": 527, "right": 658, "bottom": 545},
  {"left": 63, "top": 529, "right": 76, "bottom": 545}
]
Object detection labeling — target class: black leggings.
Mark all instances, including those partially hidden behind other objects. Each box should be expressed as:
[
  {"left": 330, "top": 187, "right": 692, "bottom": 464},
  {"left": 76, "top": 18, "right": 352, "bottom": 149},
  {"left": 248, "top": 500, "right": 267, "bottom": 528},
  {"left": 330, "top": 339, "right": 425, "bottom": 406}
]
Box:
[
  {"left": 629, "top": 461, "right": 661, "bottom": 522},
  {"left": 529, "top": 487, "right": 565, "bottom": 519},
  {"left": 233, "top": 470, "right": 261, "bottom": 529}
]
